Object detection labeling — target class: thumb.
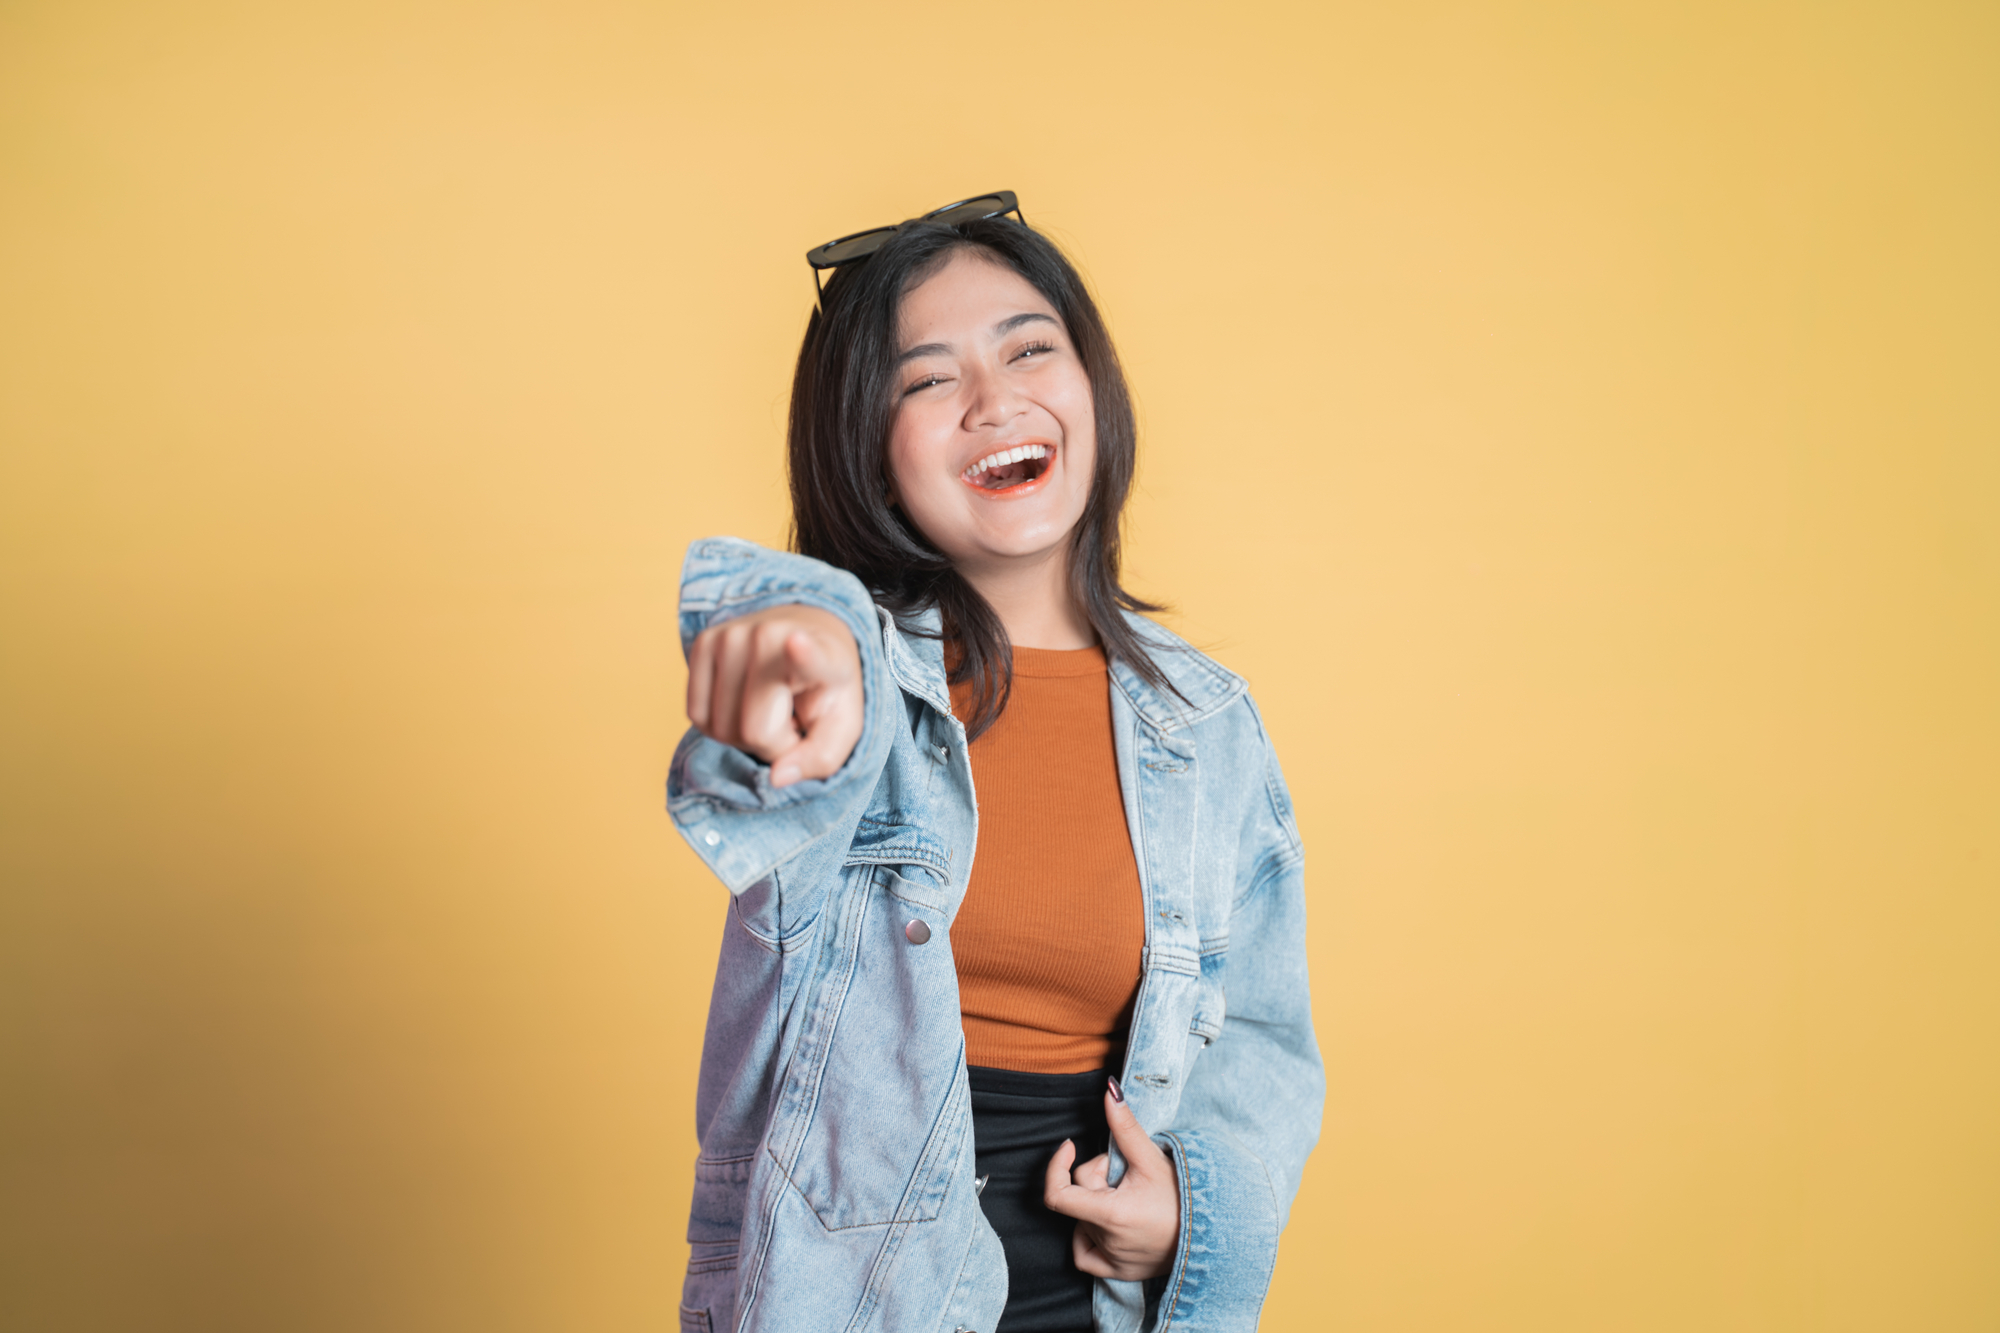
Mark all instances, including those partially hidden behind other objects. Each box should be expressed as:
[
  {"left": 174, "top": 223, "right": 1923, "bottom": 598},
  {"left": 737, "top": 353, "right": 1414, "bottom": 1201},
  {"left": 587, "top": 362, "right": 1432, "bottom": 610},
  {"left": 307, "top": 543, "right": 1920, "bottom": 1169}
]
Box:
[{"left": 1104, "top": 1077, "right": 1170, "bottom": 1181}]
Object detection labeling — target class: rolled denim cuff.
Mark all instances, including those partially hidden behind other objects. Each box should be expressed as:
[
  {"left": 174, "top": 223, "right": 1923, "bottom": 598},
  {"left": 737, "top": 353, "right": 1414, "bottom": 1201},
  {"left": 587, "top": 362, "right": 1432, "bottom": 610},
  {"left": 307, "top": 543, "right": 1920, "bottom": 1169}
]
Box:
[
  {"left": 1149, "top": 1128, "right": 1282, "bottom": 1332},
  {"left": 667, "top": 537, "right": 896, "bottom": 892}
]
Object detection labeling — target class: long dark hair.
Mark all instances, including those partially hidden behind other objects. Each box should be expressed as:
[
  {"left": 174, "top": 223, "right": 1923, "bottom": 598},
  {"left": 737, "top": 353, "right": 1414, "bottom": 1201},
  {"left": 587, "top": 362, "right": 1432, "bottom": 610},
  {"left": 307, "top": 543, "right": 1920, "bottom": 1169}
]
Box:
[{"left": 787, "top": 215, "right": 1174, "bottom": 739}]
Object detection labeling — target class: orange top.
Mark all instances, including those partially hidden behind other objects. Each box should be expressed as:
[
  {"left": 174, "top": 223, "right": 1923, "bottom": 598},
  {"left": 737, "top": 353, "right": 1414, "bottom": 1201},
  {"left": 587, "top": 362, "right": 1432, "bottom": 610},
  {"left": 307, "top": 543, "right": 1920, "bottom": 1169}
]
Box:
[{"left": 949, "top": 646, "right": 1146, "bottom": 1074}]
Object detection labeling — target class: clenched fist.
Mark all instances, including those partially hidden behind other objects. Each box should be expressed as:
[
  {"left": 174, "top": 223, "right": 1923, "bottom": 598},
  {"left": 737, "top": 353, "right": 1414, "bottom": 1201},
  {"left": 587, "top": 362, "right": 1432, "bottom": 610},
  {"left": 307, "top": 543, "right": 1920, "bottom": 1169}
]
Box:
[{"left": 686, "top": 604, "right": 863, "bottom": 788}]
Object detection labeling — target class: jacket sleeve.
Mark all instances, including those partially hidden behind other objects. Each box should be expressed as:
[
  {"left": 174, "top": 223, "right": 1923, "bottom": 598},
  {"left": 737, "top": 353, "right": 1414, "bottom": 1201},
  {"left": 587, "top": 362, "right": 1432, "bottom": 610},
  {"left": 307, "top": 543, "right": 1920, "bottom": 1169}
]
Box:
[
  {"left": 1151, "top": 709, "right": 1324, "bottom": 1331},
  {"left": 666, "top": 536, "right": 900, "bottom": 895}
]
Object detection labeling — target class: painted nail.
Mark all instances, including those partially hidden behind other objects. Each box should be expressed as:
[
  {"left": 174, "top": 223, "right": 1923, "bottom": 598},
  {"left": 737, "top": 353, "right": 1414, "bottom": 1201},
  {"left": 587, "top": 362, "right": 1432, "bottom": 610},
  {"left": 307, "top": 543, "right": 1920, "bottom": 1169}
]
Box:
[{"left": 1107, "top": 1075, "right": 1124, "bottom": 1104}]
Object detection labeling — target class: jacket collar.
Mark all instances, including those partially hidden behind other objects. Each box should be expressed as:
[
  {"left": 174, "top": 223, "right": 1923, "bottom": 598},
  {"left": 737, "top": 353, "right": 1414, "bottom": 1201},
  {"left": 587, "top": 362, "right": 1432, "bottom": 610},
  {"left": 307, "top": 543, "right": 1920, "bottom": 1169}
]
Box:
[
  {"left": 1108, "top": 611, "right": 1247, "bottom": 733},
  {"left": 880, "top": 605, "right": 954, "bottom": 718},
  {"left": 883, "top": 606, "right": 1245, "bottom": 735}
]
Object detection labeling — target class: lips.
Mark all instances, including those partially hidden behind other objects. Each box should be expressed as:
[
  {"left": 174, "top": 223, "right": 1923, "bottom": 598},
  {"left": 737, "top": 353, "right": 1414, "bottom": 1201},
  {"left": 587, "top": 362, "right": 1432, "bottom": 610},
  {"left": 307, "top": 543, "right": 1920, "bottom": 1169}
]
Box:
[{"left": 961, "top": 443, "right": 1053, "bottom": 493}]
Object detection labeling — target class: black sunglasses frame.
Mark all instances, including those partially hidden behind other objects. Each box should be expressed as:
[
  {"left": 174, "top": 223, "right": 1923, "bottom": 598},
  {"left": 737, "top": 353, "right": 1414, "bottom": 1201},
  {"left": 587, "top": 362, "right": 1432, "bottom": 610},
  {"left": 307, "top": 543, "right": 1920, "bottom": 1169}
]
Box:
[{"left": 804, "top": 190, "right": 1024, "bottom": 306}]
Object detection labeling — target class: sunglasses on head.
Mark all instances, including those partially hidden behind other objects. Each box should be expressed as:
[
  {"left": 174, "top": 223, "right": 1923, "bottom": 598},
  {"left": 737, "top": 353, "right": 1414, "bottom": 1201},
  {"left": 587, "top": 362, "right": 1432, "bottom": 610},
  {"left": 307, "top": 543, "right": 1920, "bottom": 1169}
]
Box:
[{"left": 804, "top": 190, "right": 1024, "bottom": 306}]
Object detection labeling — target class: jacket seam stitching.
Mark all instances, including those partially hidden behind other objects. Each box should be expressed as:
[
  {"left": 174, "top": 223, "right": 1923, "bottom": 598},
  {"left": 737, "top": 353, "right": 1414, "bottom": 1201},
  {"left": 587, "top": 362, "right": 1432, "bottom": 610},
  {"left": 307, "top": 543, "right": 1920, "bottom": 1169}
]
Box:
[
  {"left": 736, "top": 871, "right": 873, "bottom": 1323},
  {"left": 1155, "top": 1131, "right": 1198, "bottom": 1330}
]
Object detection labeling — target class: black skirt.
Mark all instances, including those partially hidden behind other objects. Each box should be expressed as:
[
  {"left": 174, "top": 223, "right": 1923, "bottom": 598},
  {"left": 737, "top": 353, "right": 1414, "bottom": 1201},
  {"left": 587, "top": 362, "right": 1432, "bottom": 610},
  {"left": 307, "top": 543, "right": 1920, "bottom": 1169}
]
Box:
[{"left": 968, "top": 1065, "right": 1111, "bottom": 1333}]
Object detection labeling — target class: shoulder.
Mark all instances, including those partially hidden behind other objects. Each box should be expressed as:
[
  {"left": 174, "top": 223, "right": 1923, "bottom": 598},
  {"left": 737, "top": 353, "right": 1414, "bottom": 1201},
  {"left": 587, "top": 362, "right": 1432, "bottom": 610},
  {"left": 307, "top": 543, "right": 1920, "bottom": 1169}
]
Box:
[
  {"left": 1115, "top": 614, "right": 1304, "bottom": 886},
  {"left": 1109, "top": 610, "right": 1254, "bottom": 735}
]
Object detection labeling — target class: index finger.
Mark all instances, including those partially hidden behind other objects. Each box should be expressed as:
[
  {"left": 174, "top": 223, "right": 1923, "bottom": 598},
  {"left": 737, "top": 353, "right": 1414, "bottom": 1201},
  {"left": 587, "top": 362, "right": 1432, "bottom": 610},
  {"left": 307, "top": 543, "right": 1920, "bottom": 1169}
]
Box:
[
  {"left": 782, "top": 627, "right": 829, "bottom": 688},
  {"left": 1105, "top": 1083, "right": 1173, "bottom": 1178}
]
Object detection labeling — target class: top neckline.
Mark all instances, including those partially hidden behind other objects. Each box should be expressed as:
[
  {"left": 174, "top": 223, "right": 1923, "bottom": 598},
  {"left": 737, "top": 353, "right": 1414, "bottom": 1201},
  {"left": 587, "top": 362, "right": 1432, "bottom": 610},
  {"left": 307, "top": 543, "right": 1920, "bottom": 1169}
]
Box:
[{"left": 1009, "top": 645, "right": 1108, "bottom": 679}]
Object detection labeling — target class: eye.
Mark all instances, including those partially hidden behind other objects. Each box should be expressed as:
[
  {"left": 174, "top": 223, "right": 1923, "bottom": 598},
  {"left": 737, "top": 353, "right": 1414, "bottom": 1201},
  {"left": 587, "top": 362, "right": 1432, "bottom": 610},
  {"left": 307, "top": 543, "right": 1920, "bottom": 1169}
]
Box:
[
  {"left": 903, "top": 373, "right": 949, "bottom": 396},
  {"left": 1013, "top": 339, "right": 1058, "bottom": 362}
]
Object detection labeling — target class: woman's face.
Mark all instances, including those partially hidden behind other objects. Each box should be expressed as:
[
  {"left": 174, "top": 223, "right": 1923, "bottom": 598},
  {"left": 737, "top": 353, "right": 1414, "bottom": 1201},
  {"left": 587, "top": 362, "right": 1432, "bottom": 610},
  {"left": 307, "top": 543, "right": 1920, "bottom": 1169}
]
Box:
[{"left": 886, "top": 251, "right": 1096, "bottom": 580}]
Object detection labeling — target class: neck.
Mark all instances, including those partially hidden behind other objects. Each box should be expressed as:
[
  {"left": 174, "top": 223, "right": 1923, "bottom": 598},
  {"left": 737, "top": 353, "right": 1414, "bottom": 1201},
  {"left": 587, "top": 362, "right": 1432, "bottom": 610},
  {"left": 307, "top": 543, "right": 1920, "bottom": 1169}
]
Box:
[{"left": 958, "top": 544, "right": 1097, "bottom": 650}]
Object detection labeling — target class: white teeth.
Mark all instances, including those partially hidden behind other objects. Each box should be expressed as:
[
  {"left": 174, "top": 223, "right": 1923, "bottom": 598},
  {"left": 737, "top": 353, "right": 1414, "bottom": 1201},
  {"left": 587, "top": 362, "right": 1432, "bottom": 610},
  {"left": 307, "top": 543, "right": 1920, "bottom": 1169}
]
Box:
[{"left": 962, "top": 443, "right": 1051, "bottom": 481}]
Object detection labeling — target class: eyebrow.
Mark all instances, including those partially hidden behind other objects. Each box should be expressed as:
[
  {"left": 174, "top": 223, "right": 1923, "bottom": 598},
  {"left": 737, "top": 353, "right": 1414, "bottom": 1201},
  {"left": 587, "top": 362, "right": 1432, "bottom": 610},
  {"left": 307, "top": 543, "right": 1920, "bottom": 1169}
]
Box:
[{"left": 896, "top": 311, "right": 1061, "bottom": 366}]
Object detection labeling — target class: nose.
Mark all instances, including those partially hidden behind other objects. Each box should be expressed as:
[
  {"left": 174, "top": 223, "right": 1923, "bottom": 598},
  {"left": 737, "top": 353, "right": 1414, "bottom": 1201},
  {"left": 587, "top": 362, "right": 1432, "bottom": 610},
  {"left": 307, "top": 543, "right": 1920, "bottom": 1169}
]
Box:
[{"left": 961, "top": 358, "right": 1028, "bottom": 432}]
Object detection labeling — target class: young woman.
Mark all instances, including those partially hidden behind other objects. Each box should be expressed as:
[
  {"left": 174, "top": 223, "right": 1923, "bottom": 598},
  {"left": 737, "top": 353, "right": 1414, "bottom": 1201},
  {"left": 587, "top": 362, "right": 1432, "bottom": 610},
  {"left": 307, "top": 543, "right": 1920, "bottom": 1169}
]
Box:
[{"left": 669, "top": 193, "right": 1322, "bottom": 1333}]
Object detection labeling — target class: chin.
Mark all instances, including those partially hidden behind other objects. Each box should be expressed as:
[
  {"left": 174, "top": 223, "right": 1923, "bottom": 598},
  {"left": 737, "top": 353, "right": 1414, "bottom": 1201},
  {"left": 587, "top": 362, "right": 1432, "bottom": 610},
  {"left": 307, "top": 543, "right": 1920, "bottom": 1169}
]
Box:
[{"left": 967, "top": 524, "right": 1081, "bottom": 564}]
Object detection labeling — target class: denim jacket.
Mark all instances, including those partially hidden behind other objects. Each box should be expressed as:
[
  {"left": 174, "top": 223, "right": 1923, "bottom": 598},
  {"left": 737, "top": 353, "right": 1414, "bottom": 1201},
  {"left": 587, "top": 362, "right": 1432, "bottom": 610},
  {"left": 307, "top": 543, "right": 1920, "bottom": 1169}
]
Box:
[{"left": 668, "top": 538, "right": 1323, "bottom": 1333}]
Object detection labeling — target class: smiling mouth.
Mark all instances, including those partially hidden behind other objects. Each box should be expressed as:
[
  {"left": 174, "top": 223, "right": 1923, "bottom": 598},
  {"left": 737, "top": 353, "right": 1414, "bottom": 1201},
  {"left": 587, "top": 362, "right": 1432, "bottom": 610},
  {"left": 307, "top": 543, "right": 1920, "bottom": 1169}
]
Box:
[{"left": 961, "top": 443, "right": 1053, "bottom": 492}]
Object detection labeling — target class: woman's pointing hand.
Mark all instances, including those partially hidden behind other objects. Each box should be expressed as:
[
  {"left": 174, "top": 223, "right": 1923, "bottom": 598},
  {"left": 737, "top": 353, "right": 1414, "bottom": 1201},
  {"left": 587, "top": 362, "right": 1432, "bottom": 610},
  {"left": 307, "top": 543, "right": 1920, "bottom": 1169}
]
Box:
[
  {"left": 686, "top": 604, "right": 862, "bottom": 788},
  {"left": 1042, "top": 1077, "right": 1181, "bottom": 1281}
]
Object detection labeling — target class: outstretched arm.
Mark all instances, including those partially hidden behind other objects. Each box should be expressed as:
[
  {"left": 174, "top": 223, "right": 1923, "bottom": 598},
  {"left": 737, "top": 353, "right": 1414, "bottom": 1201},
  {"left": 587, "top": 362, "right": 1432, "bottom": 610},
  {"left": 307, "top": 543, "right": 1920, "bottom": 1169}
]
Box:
[{"left": 669, "top": 538, "right": 896, "bottom": 896}]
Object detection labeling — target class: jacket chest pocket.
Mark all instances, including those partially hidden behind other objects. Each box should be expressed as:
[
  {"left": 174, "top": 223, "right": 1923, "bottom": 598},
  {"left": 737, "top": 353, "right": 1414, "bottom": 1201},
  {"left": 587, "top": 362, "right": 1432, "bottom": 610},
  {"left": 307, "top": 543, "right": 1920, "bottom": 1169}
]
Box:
[{"left": 778, "top": 858, "right": 969, "bottom": 1231}]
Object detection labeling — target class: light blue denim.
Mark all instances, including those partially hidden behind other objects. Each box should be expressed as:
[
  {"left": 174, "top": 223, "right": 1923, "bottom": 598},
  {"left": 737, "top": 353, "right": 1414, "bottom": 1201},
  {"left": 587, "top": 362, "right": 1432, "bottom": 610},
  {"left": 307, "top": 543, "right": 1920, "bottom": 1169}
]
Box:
[{"left": 669, "top": 538, "right": 1323, "bottom": 1333}]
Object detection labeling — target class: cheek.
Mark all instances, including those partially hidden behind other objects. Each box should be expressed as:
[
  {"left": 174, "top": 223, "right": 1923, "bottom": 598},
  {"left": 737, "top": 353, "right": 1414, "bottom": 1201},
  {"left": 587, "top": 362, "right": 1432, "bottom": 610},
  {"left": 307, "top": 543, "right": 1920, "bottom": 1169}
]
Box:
[
  {"left": 884, "top": 435, "right": 912, "bottom": 500},
  {"left": 1056, "top": 380, "right": 1098, "bottom": 465},
  {"left": 886, "top": 409, "right": 950, "bottom": 505}
]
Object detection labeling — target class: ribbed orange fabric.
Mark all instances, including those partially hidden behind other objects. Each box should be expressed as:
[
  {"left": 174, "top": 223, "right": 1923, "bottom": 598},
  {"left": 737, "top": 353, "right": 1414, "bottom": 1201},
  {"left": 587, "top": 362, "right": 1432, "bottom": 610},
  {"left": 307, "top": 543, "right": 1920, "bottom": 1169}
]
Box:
[{"left": 949, "top": 646, "right": 1146, "bottom": 1074}]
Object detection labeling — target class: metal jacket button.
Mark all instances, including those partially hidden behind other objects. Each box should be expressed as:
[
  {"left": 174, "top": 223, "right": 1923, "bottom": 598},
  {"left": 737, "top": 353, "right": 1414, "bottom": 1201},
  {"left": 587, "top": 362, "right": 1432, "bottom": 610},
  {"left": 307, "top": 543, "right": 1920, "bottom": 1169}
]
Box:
[{"left": 905, "top": 919, "right": 932, "bottom": 945}]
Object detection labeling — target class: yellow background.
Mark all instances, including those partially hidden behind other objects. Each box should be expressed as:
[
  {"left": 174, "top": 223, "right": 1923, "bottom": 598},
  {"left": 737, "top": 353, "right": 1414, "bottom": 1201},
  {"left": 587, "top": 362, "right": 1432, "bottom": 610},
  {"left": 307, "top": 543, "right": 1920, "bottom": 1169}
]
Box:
[{"left": 3, "top": 2, "right": 1995, "bottom": 1329}]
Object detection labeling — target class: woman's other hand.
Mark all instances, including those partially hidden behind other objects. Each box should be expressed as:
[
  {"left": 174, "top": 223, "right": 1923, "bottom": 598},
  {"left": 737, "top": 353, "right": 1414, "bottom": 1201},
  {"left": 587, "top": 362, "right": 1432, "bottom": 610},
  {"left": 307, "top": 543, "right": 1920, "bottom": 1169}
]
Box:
[
  {"left": 1042, "top": 1077, "right": 1181, "bottom": 1281},
  {"left": 686, "top": 605, "right": 863, "bottom": 788}
]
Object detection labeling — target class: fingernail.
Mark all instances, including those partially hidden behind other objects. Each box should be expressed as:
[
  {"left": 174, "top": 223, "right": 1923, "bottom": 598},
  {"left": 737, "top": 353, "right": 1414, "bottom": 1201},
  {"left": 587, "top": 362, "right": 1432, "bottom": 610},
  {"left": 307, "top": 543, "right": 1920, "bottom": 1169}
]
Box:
[
  {"left": 1107, "top": 1075, "right": 1124, "bottom": 1104},
  {"left": 772, "top": 764, "right": 799, "bottom": 787}
]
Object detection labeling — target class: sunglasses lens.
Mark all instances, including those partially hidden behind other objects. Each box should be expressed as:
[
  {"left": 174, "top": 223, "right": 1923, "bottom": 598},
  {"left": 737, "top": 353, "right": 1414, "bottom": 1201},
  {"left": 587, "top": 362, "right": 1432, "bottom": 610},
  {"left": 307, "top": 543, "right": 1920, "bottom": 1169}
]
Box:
[
  {"left": 808, "top": 226, "right": 896, "bottom": 270},
  {"left": 806, "top": 193, "right": 1019, "bottom": 275},
  {"left": 926, "top": 194, "right": 1013, "bottom": 227}
]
